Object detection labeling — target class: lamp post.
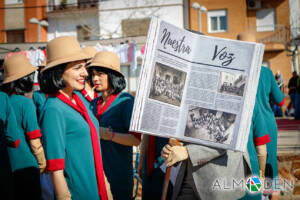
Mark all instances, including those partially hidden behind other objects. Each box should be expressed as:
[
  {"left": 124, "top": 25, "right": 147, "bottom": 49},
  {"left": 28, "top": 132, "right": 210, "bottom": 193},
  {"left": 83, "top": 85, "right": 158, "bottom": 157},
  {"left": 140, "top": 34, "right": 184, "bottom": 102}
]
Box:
[
  {"left": 29, "top": 18, "right": 48, "bottom": 42},
  {"left": 191, "top": 2, "right": 207, "bottom": 33}
]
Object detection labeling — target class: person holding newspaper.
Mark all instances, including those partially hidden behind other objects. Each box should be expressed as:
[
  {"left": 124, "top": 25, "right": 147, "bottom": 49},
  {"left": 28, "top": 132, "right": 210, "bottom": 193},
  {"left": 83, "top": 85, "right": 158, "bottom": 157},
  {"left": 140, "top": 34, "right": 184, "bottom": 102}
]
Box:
[
  {"left": 88, "top": 51, "right": 141, "bottom": 200},
  {"left": 161, "top": 137, "right": 251, "bottom": 200}
]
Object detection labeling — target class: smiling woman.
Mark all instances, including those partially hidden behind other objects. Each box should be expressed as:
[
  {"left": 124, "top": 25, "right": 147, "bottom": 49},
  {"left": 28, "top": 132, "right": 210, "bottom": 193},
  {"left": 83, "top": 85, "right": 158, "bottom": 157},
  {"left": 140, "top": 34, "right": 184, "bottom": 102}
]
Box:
[{"left": 39, "top": 36, "right": 109, "bottom": 200}]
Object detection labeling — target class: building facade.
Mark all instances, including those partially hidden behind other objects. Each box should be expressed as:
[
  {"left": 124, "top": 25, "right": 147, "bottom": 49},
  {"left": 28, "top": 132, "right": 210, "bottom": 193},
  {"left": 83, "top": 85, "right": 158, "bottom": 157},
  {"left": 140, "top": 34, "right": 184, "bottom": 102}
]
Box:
[
  {"left": 189, "top": 0, "right": 292, "bottom": 86},
  {"left": 46, "top": 0, "right": 186, "bottom": 94},
  {"left": 47, "top": 0, "right": 185, "bottom": 41},
  {"left": 0, "top": 0, "right": 48, "bottom": 43}
]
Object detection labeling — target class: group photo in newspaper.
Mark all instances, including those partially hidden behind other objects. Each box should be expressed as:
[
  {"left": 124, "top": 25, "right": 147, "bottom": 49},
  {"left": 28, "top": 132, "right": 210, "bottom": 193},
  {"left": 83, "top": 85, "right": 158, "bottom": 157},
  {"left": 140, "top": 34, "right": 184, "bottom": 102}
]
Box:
[{"left": 130, "top": 18, "right": 265, "bottom": 152}]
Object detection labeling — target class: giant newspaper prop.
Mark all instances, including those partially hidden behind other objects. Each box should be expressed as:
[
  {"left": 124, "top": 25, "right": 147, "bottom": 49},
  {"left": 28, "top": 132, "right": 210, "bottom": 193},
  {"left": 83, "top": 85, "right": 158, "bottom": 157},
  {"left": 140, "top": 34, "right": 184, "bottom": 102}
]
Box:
[{"left": 130, "top": 18, "right": 265, "bottom": 152}]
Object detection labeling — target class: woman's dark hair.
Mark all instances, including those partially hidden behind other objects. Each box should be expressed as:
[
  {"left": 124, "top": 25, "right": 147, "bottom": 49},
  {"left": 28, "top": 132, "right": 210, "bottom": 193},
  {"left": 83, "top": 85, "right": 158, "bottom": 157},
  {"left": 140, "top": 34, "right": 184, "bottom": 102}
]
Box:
[
  {"left": 39, "top": 63, "right": 67, "bottom": 94},
  {"left": 1, "top": 72, "right": 35, "bottom": 95},
  {"left": 92, "top": 67, "right": 126, "bottom": 94},
  {"left": 86, "top": 67, "right": 94, "bottom": 86}
]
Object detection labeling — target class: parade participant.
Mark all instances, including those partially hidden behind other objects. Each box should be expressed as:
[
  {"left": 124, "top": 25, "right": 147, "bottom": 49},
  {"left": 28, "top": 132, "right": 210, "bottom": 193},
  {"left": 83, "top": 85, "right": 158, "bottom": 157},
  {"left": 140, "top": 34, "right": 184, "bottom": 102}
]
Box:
[
  {"left": 161, "top": 138, "right": 251, "bottom": 200},
  {"left": 138, "top": 135, "right": 173, "bottom": 200},
  {"left": 89, "top": 51, "right": 141, "bottom": 200},
  {"left": 162, "top": 106, "right": 269, "bottom": 200},
  {"left": 1, "top": 54, "right": 46, "bottom": 200},
  {"left": 287, "top": 71, "right": 298, "bottom": 116},
  {"left": 82, "top": 46, "right": 99, "bottom": 102},
  {"left": 39, "top": 36, "right": 108, "bottom": 200},
  {"left": 0, "top": 91, "right": 23, "bottom": 200},
  {"left": 257, "top": 66, "right": 284, "bottom": 198},
  {"left": 239, "top": 104, "right": 270, "bottom": 200},
  {"left": 32, "top": 63, "right": 56, "bottom": 200},
  {"left": 238, "top": 32, "right": 283, "bottom": 200}
]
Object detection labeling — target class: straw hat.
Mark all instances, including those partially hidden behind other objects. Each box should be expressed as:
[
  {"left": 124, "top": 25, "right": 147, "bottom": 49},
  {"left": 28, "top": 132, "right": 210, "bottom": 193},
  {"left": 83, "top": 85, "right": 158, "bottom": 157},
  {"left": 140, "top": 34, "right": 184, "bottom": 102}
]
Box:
[
  {"left": 42, "top": 36, "right": 91, "bottom": 72},
  {"left": 88, "top": 51, "right": 124, "bottom": 77},
  {"left": 237, "top": 32, "right": 256, "bottom": 42},
  {"left": 82, "top": 46, "right": 98, "bottom": 64},
  {"left": 2, "top": 54, "right": 38, "bottom": 84}
]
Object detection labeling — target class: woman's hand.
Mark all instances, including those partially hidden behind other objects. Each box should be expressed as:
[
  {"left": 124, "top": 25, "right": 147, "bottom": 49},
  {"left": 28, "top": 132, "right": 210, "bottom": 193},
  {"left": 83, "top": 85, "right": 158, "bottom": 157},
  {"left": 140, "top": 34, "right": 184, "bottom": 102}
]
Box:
[
  {"left": 99, "top": 127, "right": 112, "bottom": 140},
  {"left": 29, "top": 138, "right": 47, "bottom": 173},
  {"left": 161, "top": 141, "right": 189, "bottom": 167}
]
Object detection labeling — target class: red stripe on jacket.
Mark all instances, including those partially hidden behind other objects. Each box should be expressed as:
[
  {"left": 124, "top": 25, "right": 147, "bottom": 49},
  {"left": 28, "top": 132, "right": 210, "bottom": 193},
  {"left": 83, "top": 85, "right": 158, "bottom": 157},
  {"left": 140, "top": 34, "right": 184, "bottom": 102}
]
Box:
[
  {"left": 276, "top": 98, "right": 285, "bottom": 106},
  {"left": 26, "top": 129, "right": 42, "bottom": 139},
  {"left": 7, "top": 138, "right": 20, "bottom": 148},
  {"left": 254, "top": 134, "right": 271, "bottom": 146},
  {"left": 47, "top": 159, "right": 65, "bottom": 171}
]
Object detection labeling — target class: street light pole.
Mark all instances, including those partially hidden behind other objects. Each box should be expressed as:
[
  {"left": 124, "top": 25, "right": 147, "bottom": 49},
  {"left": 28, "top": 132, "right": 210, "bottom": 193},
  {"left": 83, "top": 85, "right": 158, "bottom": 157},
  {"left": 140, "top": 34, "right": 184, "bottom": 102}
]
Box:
[
  {"left": 37, "top": 23, "right": 41, "bottom": 42},
  {"left": 191, "top": 2, "right": 207, "bottom": 33},
  {"left": 29, "top": 18, "right": 48, "bottom": 42}
]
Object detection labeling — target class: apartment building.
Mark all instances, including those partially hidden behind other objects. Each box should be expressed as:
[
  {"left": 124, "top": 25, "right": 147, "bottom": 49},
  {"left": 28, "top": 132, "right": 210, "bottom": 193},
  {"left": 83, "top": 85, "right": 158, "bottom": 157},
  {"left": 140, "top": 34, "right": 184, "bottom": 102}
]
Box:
[{"left": 189, "top": 0, "right": 292, "bottom": 85}]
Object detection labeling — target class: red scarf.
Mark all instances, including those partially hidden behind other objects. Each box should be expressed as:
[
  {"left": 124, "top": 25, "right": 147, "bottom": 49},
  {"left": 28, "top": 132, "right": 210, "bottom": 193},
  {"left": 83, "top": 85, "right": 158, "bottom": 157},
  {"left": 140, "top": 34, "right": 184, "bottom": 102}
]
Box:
[
  {"left": 56, "top": 92, "right": 108, "bottom": 200},
  {"left": 96, "top": 93, "right": 119, "bottom": 120}
]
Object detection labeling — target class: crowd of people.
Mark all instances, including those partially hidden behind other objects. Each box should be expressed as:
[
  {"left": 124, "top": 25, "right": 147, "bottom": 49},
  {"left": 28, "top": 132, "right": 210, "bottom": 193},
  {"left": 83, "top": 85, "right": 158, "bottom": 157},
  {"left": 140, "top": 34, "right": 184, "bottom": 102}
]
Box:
[
  {"left": 187, "top": 109, "right": 234, "bottom": 143},
  {"left": 151, "top": 74, "right": 183, "bottom": 102},
  {"left": 0, "top": 32, "right": 287, "bottom": 200}
]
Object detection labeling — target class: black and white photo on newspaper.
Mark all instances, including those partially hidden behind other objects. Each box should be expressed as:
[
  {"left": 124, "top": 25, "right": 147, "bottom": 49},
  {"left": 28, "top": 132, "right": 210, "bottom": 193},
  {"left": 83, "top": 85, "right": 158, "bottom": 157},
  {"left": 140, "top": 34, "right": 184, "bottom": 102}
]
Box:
[{"left": 130, "top": 17, "right": 265, "bottom": 152}]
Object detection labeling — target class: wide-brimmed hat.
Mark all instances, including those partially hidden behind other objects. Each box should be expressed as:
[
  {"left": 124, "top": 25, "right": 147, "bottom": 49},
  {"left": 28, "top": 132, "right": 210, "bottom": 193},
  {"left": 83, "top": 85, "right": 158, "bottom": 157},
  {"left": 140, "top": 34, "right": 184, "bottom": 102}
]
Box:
[
  {"left": 82, "top": 46, "right": 98, "bottom": 65},
  {"left": 42, "top": 36, "right": 91, "bottom": 72},
  {"left": 88, "top": 51, "right": 124, "bottom": 77},
  {"left": 2, "top": 54, "right": 38, "bottom": 84}
]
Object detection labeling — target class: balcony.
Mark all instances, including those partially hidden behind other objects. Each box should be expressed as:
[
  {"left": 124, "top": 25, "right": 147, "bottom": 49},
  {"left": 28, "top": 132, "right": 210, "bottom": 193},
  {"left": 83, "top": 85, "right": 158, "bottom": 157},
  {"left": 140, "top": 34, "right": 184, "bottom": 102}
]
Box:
[
  {"left": 254, "top": 24, "right": 290, "bottom": 51},
  {"left": 47, "top": 0, "right": 98, "bottom": 14}
]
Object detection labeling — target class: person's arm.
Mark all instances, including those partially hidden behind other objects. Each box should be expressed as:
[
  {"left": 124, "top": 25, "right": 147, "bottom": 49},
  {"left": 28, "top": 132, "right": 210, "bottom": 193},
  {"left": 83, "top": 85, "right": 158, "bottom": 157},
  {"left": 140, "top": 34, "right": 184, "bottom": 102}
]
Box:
[
  {"left": 29, "top": 138, "right": 46, "bottom": 173},
  {"left": 99, "top": 127, "right": 140, "bottom": 146},
  {"left": 4, "top": 94, "right": 22, "bottom": 147},
  {"left": 255, "top": 144, "right": 267, "bottom": 178},
  {"left": 161, "top": 139, "right": 226, "bottom": 167},
  {"left": 40, "top": 107, "right": 70, "bottom": 199},
  {"left": 104, "top": 173, "right": 113, "bottom": 200},
  {"left": 100, "top": 94, "right": 141, "bottom": 146},
  {"left": 50, "top": 170, "right": 71, "bottom": 200},
  {"left": 23, "top": 99, "right": 46, "bottom": 173},
  {"left": 253, "top": 104, "right": 271, "bottom": 177}
]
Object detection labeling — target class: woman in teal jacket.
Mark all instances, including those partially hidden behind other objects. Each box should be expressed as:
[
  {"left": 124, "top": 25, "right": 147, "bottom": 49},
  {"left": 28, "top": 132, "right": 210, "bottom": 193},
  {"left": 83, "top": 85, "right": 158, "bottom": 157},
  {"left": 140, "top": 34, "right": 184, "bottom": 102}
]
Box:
[
  {"left": 0, "top": 92, "right": 24, "bottom": 200},
  {"left": 256, "top": 66, "right": 284, "bottom": 198},
  {"left": 1, "top": 54, "right": 46, "bottom": 200},
  {"left": 89, "top": 51, "right": 141, "bottom": 200},
  {"left": 39, "top": 36, "right": 108, "bottom": 200}
]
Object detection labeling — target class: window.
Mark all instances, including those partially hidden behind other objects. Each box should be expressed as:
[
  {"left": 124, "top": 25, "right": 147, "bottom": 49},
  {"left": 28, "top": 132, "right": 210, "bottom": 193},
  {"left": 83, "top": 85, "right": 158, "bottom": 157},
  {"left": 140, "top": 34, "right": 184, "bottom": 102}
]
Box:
[
  {"left": 76, "top": 25, "right": 91, "bottom": 41},
  {"left": 5, "top": 0, "right": 23, "bottom": 4},
  {"left": 256, "top": 8, "right": 276, "bottom": 32},
  {"left": 207, "top": 10, "right": 228, "bottom": 33},
  {"left": 6, "top": 30, "right": 24, "bottom": 43}
]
